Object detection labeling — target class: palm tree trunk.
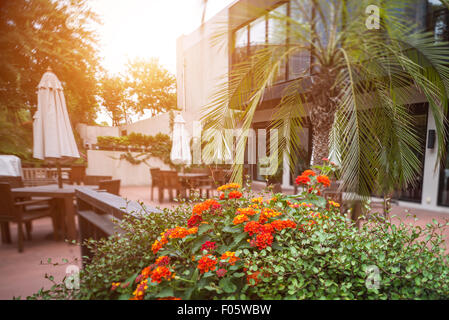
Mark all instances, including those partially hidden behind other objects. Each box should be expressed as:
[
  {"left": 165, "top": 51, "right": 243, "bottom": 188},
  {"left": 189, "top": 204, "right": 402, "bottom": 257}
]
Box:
[
  {"left": 310, "top": 93, "right": 337, "bottom": 165},
  {"left": 308, "top": 69, "right": 338, "bottom": 165}
]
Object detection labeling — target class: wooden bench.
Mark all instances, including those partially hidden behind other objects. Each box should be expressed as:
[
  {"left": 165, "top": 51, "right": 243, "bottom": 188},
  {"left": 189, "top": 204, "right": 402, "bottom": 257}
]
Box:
[{"left": 75, "top": 187, "right": 162, "bottom": 266}]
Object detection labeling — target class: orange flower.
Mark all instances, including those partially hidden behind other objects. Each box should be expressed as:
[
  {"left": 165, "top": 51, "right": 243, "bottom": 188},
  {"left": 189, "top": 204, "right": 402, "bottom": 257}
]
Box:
[
  {"left": 295, "top": 175, "right": 311, "bottom": 185},
  {"left": 220, "top": 251, "right": 239, "bottom": 265},
  {"left": 217, "top": 183, "right": 241, "bottom": 191},
  {"left": 233, "top": 214, "right": 249, "bottom": 225},
  {"left": 236, "top": 207, "right": 257, "bottom": 216},
  {"left": 270, "top": 219, "right": 297, "bottom": 231},
  {"left": 111, "top": 282, "right": 121, "bottom": 291},
  {"left": 251, "top": 197, "right": 264, "bottom": 204},
  {"left": 167, "top": 226, "right": 198, "bottom": 239},
  {"left": 302, "top": 169, "right": 316, "bottom": 177},
  {"left": 228, "top": 190, "right": 243, "bottom": 199},
  {"left": 157, "top": 297, "right": 181, "bottom": 300},
  {"left": 132, "top": 279, "right": 148, "bottom": 300},
  {"left": 329, "top": 200, "right": 340, "bottom": 208},
  {"left": 259, "top": 208, "right": 282, "bottom": 223},
  {"left": 151, "top": 235, "right": 168, "bottom": 254},
  {"left": 317, "top": 175, "right": 331, "bottom": 187},
  {"left": 150, "top": 266, "right": 173, "bottom": 283},
  {"left": 192, "top": 199, "right": 221, "bottom": 216},
  {"left": 197, "top": 255, "right": 217, "bottom": 274}
]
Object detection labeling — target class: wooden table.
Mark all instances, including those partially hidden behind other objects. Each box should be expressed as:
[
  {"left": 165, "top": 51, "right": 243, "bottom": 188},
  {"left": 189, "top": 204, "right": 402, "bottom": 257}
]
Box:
[
  {"left": 11, "top": 184, "right": 97, "bottom": 241},
  {"left": 178, "top": 173, "right": 209, "bottom": 189}
]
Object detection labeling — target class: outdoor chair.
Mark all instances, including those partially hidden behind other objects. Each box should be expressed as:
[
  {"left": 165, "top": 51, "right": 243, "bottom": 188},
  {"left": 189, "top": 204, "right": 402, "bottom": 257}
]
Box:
[
  {"left": 69, "top": 165, "right": 86, "bottom": 185},
  {"left": 0, "top": 175, "right": 24, "bottom": 188},
  {"left": 84, "top": 175, "right": 112, "bottom": 186},
  {"left": 98, "top": 179, "right": 121, "bottom": 196},
  {"left": 159, "top": 171, "right": 186, "bottom": 203},
  {"left": 188, "top": 168, "right": 214, "bottom": 198},
  {"left": 0, "top": 183, "right": 58, "bottom": 252},
  {"left": 150, "top": 168, "right": 162, "bottom": 201},
  {"left": 22, "top": 168, "right": 57, "bottom": 186},
  {"left": 210, "top": 169, "right": 229, "bottom": 187}
]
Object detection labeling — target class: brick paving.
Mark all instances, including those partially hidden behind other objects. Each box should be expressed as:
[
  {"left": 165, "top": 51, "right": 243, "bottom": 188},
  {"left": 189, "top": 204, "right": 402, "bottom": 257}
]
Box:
[{"left": 1, "top": 185, "right": 448, "bottom": 299}]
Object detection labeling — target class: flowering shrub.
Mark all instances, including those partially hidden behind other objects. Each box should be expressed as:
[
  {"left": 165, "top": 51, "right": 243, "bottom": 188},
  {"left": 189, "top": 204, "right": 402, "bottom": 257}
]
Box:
[
  {"left": 108, "top": 163, "right": 449, "bottom": 300},
  {"left": 30, "top": 162, "right": 449, "bottom": 300}
]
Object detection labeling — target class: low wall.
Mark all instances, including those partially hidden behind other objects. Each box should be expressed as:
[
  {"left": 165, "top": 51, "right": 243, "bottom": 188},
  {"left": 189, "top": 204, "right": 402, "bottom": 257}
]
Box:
[{"left": 86, "top": 150, "right": 171, "bottom": 186}]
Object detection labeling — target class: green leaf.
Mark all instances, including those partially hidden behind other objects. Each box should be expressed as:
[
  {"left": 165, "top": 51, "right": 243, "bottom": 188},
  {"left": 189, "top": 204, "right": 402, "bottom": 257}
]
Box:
[
  {"left": 155, "top": 287, "right": 174, "bottom": 298},
  {"left": 219, "top": 278, "right": 237, "bottom": 294},
  {"left": 198, "top": 224, "right": 213, "bottom": 235},
  {"left": 222, "top": 225, "right": 241, "bottom": 233}
]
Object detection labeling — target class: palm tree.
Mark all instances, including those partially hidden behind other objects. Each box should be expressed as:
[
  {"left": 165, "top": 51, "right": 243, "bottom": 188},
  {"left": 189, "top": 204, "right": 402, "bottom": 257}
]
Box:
[
  {"left": 201, "top": 0, "right": 449, "bottom": 204},
  {"left": 201, "top": 0, "right": 208, "bottom": 26}
]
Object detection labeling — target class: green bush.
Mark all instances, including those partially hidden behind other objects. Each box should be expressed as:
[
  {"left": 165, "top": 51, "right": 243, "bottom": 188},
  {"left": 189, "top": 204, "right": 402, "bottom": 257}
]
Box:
[
  {"left": 29, "top": 162, "right": 449, "bottom": 300},
  {"left": 96, "top": 133, "right": 172, "bottom": 166},
  {"left": 28, "top": 202, "right": 191, "bottom": 300}
]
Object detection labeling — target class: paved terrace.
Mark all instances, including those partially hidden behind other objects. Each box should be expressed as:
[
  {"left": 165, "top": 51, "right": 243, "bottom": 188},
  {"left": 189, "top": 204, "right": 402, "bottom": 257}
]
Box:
[{"left": 1, "top": 185, "right": 448, "bottom": 299}]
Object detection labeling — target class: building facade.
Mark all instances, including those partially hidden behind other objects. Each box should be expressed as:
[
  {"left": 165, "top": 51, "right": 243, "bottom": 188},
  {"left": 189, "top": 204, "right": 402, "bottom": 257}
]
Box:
[{"left": 179, "top": 0, "right": 449, "bottom": 211}]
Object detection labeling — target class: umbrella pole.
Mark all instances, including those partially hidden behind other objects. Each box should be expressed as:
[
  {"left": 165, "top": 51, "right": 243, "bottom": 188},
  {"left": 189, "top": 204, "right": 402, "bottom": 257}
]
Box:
[{"left": 56, "top": 159, "right": 63, "bottom": 188}]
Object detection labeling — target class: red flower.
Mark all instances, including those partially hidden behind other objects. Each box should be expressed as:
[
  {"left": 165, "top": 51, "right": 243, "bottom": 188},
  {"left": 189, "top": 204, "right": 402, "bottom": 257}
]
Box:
[
  {"left": 295, "top": 175, "right": 311, "bottom": 185},
  {"left": 254, "top": 232, "right": 273, "bottom": 250},
  {"left": 244, "top": 221, "right": 263, "bottom": 236},
  {"left": 155, "top": 256, "right": 170, "bottom": 266},
  {"left": 187, "top": 214, "right": 202, "bottom": 228},
  {"left": 201, "top": 241, "right": 216, "bottom": 252},
  {"left": 229, "top": 190, "right": 243, "bottom": 199},
  {"left": 197, "top": 255, "right": 217, "bottom": 274},
  {"left": 322, "top": 157, "right": 329, "bottom": 162},
  {"left": 216, "top": 268, "right": 227, "bottom": 277},
  {"left": 317, "top": 175, "right": 331, "bottom": 187}
]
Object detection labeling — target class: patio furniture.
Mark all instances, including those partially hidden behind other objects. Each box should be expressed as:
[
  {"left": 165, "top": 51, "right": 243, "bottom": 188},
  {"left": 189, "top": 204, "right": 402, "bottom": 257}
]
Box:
[
  {"left": 69, "top": 165, "right": 86, "bottom": 185},
  {"left": 0, "top": 175, "right": 24, "bottom": 188},
  {"left": 178, "top": 172, "right": 211, "bottom": 198},
  {"left": 0, "top": 183, "right": 58, "bottom": 252},
  {"left": 22, "top": 168, "right": 58, "bottom": 187},
  {"left": 159, "top": 170, "right": 186, "bottom": 202},
  {"left": 98, "top": 179, "right": 121, "bottom": 196},
  {"left": 150, "top": 168, "right": 162, "bottom": 201},
  {"left": 210, "top": 168, "right": 229, "bottom": 186},
  {"left": 75, "top": 187, "right": 162, "bottom": 266},
  {"left": 11, "top": 184, "right": 97, "bottom": 241},
  {"left": 84, "top": 175, "right": 112, "bottom": 186}
]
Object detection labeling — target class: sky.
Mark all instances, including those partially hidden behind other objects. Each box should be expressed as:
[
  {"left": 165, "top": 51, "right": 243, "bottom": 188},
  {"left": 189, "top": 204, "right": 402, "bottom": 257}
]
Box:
[
  {"left": 90, "top": 0, "right": 235, "bottom": 75},
  {"left": 88, "top": 0, "right": 235, "bottom": 124}
]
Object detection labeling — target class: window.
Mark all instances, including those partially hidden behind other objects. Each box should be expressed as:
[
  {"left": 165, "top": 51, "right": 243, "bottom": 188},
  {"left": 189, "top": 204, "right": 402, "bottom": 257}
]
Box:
[
  {"left": 249, "top": 15, "right": 267, "bottom": 52},
  {"left": 233, "top": 25, "right": 248, "bottom": 64},
  {"left": 427, "top": 0, "right": 449, "bottom": 42},
  {"left": 231, "top": 1, "right": 311, "bottom": 83}
]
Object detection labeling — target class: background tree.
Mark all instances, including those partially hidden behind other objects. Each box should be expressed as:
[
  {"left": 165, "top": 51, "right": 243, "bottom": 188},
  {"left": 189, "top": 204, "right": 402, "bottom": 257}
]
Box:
[
  {"left": 0, "top": 0, "right": 101, "bottom": 158},
  {"left": 125, "top": 57, "right": 177, "bottom": 117},
  {"left": 202, "top": 0, "right": 449, "bottom": 205},
  {"left": 99, "top": 74, "right": 133, "bottom": 126}
]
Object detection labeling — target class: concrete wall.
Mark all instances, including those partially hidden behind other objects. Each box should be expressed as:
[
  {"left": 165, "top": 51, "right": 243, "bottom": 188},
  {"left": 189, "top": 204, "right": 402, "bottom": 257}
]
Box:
[
  {"left": 176, "top": 7, "right": 229, "bottom": 122},
  {"left": 77, "top": 124, "right": 120, "bottom": 146},
  {"left": 121, "top": 112, "right": 172, "bottom": 136},
  {"left": 86, "top": 150, "right": 171, "bottom": 186}
]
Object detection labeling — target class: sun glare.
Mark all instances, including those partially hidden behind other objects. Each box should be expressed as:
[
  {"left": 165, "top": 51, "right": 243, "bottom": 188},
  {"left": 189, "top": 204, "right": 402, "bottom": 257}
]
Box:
[{"left": 90, "top": 0, "right": 235, "bottom": 76}]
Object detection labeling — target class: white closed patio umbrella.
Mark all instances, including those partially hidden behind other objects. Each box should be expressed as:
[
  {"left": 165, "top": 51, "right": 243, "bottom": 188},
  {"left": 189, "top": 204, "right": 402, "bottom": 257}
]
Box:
[
  {"left": 33, "top": 67, "right": 79, "bottom": 188},
  {"left": 170, "top": 113, "right": 191, "bottom": 167}
]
